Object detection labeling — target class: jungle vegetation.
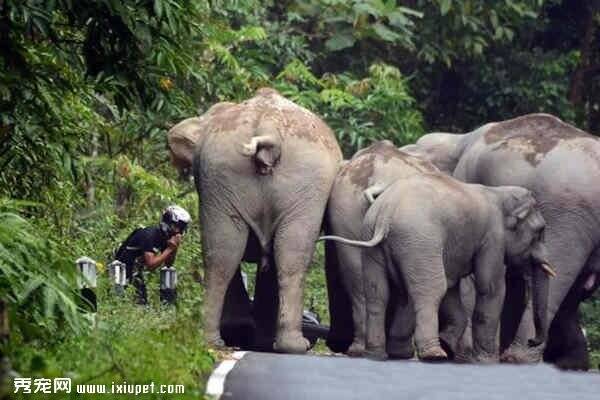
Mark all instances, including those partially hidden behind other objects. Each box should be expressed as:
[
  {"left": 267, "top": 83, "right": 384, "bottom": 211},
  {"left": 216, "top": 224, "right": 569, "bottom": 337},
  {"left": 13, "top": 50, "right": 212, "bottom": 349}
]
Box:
[{"left": 1, "top": 1, "right": 599, "bottom": 398}]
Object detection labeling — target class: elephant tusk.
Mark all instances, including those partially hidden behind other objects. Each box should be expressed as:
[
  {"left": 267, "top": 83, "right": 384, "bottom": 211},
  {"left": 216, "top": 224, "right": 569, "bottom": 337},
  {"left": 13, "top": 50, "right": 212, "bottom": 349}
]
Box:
[{"left": 539, "top": 262, "right": 557, "bottom": 278}]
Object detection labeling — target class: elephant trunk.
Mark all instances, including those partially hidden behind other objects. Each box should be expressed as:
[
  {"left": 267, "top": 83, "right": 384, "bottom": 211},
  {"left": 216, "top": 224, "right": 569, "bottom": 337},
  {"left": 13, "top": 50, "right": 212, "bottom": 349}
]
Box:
[{"left": 528, "top": 245, "right": 555, "bottom": 347}]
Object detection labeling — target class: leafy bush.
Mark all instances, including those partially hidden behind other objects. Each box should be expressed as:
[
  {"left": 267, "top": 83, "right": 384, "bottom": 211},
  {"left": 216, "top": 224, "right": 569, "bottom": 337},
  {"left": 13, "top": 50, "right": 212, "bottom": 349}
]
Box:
[
  {"left": 275, "top": 60, "right": 424, "bottom": 156},
  {"left": 0, "top": 200, "right": 88, "bottom": 341},
  {"left": 10, "top": 296, "right": 214, "bottom": 399}
]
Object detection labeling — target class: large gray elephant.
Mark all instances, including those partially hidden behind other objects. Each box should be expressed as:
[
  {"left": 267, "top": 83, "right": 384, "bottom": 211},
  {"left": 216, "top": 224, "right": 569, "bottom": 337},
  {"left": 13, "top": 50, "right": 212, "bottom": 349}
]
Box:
[
  {"left": 323, "top": 140, "right": 439, "bottom": 356},
  {"left": 171, "top": 88, "right": 342, "bottom": 353},
  {"left": 321, "top": 173, "right": 555, "bottom": 362},
  {"left": 403, "top": 113, "right": 600, "bottom": 368}
]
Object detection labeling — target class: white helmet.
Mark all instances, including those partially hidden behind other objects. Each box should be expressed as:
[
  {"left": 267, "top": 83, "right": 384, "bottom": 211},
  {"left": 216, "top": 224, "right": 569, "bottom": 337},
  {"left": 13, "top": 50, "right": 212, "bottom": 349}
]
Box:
[{"left": 160, "top": 205, "right": 191, "bottom": 236}]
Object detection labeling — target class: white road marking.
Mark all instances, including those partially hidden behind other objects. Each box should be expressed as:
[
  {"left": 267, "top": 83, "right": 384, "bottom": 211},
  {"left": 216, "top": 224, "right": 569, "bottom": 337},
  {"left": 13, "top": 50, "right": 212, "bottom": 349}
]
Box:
[{"left": 206, "top": 351, "right": 247, "bottom": 398}]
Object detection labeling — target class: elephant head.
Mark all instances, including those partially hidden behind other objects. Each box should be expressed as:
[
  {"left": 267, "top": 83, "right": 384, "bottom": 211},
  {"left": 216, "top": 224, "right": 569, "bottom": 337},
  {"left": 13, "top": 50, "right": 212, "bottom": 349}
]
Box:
[
  {"left": 500, "top": 187, "right": 556, "bottom": 347},
  {"left": 167, "top": 102, "right": 236, "bottom": 177},
  {"left": 167, "top": 117, "right": 205, "bottom": 178}
]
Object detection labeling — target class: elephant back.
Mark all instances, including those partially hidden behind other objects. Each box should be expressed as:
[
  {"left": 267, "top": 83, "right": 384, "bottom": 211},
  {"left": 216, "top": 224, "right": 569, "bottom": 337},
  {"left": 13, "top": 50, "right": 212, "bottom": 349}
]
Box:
[
  {"left": 336, "top": 140, "right": 438, "bottom": 191},
  {"left": 478, "top": 113, "right": 600, "bottom": 168},
  {"left": 197, "top": 88, "right": 342, "bottom": 165}
]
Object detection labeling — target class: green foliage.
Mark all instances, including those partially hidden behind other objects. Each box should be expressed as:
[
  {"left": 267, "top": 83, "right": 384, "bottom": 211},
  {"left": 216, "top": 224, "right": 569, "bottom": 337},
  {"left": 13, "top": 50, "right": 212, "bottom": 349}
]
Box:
[
  {"left": 421, "top": 47, "right": 580, "bottom": 131},
  {"left": 3, "top": 167, "right": 207, "bottom": 398},
  {"left": 581, "top": 297, "right": 600, "bottom": 369},
  {"left": 0, "top": 199, "right": 88, "bottom": 342},
  {"left": 275, "top": 60, "right": 424, "bottom": 155},
  {"left": 412, "top": 0, "right": 543, "bottom": 66},
  {"left": 290, "top": 0, "right": 423, "bottom": 53},
  {"left": 10, "top": 296, "right": 214, "bottom": 399},
  {"left": 2, "top": 1, "right": 600, "bottom": 395}
]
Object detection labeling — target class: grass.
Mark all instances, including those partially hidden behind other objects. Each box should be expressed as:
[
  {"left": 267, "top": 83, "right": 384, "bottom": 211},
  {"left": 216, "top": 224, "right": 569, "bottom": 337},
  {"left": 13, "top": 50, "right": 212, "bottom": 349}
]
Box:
[{"left": 8, "top": 276, "right": 215, "bottom": 399}]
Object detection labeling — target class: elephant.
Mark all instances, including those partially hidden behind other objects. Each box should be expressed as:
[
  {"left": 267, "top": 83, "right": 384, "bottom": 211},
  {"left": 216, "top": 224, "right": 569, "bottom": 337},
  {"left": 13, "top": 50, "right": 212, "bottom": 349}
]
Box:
[
  {"left": 320, "top": 173, "right": 555, "bottom": 362},
  {"left": 167, "top": 102, "right": 235, "bottom": 177},
  {"left": 323, "top": 140, "right": 439, "bottom": 356},
  {"left": 543, "top": 266, "right": 599, "bottom": 370},
  {"left": 170, "top": 88, "right": 342, "bottom": 353},
  {"left": 402, "top": 113, "right": 600, "bottom": 368}
]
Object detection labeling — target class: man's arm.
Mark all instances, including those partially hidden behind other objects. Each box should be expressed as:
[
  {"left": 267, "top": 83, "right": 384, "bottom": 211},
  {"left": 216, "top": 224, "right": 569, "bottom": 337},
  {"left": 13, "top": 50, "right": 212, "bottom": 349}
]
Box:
[
  {"left": 143, "top": 247, "right": 175, "bottom": 271},
  {"left": 165, "top": 248, "right": 177, "bottom": 266},
  {"left": 143, "top": 234, "right": 182, "bottom": 270}
]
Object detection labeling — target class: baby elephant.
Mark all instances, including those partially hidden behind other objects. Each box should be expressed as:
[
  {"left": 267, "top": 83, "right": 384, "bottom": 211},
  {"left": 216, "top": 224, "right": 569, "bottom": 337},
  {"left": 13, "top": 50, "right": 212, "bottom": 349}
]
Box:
[{"left": 321, "top": 173, "right": 555, "bottom": 362}]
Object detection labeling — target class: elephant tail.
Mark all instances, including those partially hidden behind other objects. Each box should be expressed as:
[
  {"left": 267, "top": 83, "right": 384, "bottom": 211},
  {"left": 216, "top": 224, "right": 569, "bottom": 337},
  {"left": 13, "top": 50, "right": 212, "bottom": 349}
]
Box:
[
  {"left": 318, "top": 228, "right": 385, "bottom": 248},
  {"left": 240, "top": 135, "right": 281, "bottom": 175}
]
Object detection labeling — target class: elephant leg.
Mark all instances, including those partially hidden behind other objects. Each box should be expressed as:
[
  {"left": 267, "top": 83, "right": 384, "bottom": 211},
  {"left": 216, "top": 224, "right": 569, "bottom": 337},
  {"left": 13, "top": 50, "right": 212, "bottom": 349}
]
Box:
[
  {"left": 398, "top": 247, "right": 447, "bottom": 361},
  {"left": 220, "top": 267, "right": 255, "bottom": 348},
  {"left": 544, "top": 272, "right": 591, "bottom": 370},
  {"left": 500, "top": 294, "right": 539, "bottom": 363},
  {"left": 337, "top": 244, "right": 367, "bottom": 357},
  {"left": 202, "top": 212, "right": 249, "bottom": 347},
  {"left": 386, "top": 290, "right": 415, "bottom": 359},
  {"left": 499, "top": 273, "right": 529, "bottom": 353},
  {"left": 252, "top": 255, "right": 279, "bottom": 351},
  {"left": 545, "top": 306, "right": 589, "bottom": 371},
  {"left": 324, "top": 238, "right": 354, "bottom": 353},
  {"left": 545, "top": 246, "right": 600, "bottom": 369},
  {"left": 439, "top": 283, "right": 468, "bottom": 360},
  {"left": 272, "top": 213, "right": 322, "bottom": 354},
  {"left": 507, "top": 228, "right": 591, "bottom": 363},
  {"left": 455, "top": 275, "right": 476, "bottom": 361},
  {"left": 362, "top": 245, "right": 390, "bottom": 360},
  {"left": 471, "top": 244, "right": 506, "bottom": 362}
]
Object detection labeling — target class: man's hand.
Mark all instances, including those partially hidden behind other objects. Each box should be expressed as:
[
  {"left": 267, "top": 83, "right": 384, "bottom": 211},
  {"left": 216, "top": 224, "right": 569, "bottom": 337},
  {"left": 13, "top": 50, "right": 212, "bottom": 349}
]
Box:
[{"left": 167, "top": 234, "right": 183, "bottom": 249}]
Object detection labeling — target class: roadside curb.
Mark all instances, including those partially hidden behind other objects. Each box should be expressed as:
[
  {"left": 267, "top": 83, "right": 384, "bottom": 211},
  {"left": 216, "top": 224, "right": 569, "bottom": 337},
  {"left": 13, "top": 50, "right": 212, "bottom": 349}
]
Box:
[{"left": 206, "top": 351, "right": 247, "bottom": 398}]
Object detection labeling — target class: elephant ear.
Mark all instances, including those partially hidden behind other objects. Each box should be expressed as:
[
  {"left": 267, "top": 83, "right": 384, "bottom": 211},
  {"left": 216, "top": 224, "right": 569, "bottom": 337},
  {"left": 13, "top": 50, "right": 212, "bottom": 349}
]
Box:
[
  {"left": 167, "top": 117, "right": 206, "bottom": 177},
  {"left": 504, "top": 190, "right": 535, "bottom": 230}
]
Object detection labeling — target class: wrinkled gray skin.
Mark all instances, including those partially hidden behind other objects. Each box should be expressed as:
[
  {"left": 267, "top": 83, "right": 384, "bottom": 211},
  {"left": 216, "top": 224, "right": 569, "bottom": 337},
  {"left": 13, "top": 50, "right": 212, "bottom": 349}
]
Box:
[
  {"left": 173, "top": 88, "right": 342, "bottom": 354},
  {"left": 323, "top": 140, "right": 439, "bottom": 356},
  {"left": 402, "top": 113, "right": 600, "bottom": 368},
  {"left": 543, "top": 270, "right": 599, "bottom": 370},
  {"left": 322, "top": 173, "right": 552, "bottom": 362}
]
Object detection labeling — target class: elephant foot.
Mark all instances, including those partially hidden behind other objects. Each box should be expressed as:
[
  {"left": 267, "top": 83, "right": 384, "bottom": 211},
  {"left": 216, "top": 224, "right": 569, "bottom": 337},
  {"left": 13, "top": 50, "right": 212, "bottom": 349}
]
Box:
[
  {"left": 453, "top": 346, "right": 473, "bottom": 363},
  {"left": 553, "top": 356, "right": 589, "bottom": 371},
  {"left": 419, "top": 347, "right": 448, "bottom": 362},
  {"left": 439, "top": 337, "right": 456, "bottom": 361},
  {"left": 471, "top": 352, "right": 499, "bottom": 364},
  {"left": 364, "top": 347, "right": 388, "bottom": 361},
  {"left": 418, "top": 339, "right": 447, "bottom": 362},
  {"left": 500, "top": 343, "right": 542, "bottom": 364},
  {"left": 274, "top": 332, "right": 310, "bottom": 354},
  {"left": 346, "top": 341, "right": 365, "bottom": 357},
  {"left": 439, "top": 332, "right": 460, "bottom": 360},
  {"left": 386, "top": 338, "right": 415, "bottom": 360}
]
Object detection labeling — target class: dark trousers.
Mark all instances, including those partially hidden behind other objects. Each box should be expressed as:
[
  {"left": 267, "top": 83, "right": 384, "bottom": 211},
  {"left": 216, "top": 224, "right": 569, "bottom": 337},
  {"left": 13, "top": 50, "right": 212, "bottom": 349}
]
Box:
[{"left": 127, "top": 264, "right": 148, "bottom": 305}]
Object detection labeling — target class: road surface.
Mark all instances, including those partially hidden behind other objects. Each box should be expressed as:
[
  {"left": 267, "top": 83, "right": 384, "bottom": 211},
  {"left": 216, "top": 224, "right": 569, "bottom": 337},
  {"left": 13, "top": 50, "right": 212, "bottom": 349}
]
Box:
[{"left": 206, "top": 351, "right": 599, "bottom": 399}]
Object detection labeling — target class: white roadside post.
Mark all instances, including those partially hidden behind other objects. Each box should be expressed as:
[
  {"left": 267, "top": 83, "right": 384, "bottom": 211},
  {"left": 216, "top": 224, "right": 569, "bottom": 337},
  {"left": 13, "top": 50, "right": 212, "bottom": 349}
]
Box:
[
  {"left": 76, "top": 256, "right": 97, "bottom": 313},
  {"left": 159, "top": 266, "right": 177, "bottom": 305},
  {"left": 108, "top": 260, "right": 127, "bottom": 296}
]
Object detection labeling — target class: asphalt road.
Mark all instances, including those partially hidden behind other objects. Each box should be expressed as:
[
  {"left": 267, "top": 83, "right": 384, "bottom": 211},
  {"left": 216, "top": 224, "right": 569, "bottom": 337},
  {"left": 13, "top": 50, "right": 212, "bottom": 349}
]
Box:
[{"left": 206, "top": 351, "right": 599, "bottom": 400}]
